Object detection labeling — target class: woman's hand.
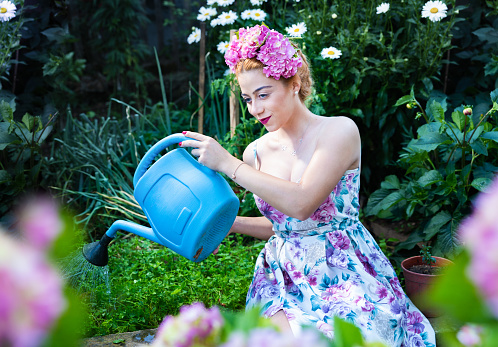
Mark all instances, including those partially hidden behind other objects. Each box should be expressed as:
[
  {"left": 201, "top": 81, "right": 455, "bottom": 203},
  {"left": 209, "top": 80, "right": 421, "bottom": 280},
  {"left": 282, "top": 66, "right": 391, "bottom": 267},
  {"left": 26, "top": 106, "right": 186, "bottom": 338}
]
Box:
[{"left": 180, "top": 131, "right": 234, "bottom": 173}]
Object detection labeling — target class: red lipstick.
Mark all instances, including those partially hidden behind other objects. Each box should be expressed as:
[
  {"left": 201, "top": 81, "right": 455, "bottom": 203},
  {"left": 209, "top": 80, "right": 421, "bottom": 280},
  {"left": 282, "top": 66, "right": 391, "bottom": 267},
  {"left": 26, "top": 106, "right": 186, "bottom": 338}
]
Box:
[{"left": 260, "top": 116, "right": 271, "bottom": 125}]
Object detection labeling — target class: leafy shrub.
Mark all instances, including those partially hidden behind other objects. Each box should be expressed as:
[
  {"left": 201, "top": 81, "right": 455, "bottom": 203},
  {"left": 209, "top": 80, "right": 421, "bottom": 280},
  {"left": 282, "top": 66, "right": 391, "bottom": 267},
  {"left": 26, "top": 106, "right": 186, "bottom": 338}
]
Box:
[
  {"left": 365, "top": 88, "right": 498, "bottom": 257},
  {"left": 0, "top": 98, "right": 56, "bottom": 215}
]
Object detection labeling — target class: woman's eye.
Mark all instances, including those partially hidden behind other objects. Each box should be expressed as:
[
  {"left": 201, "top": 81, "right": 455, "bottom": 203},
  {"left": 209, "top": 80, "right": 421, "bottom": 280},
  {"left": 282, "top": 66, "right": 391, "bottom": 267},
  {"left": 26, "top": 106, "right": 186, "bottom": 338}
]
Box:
[
  {"left": 243, "top": 97, "right": 252, "bottom": 104},
  {"left": 258, "top": 93, "right": 268, "bottom": 99}
]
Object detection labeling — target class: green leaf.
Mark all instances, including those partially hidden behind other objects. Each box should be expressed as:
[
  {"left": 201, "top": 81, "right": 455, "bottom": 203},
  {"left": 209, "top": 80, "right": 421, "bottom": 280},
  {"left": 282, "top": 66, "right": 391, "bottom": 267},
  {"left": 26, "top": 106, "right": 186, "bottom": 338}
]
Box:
[
  {"left": 112, "top": 339, "right": 125, "bottom": 344},
  {"left": 380, "top": 175, "right": 401, "bottom": 189},
  {"left": 417, "top": 170, "right": 443, "bottom": 186},
  {"left": 423, "top": 211, "right": 452, "bottom": 239},
  {"left": 0, "top": 170, "right": 10, "bottom": 182},
  {"left": 365, "top": 188, "right": 393, "bottom": 216},
  {"left": 467, "top": 125, "right": 484, "bottom": 143},
  {"left": 427, "top": 100, "right": 445, "bottom": 122},
  {"left": 0, "top": 122, "right": 17, "bottom": 150},
  {"left": 470, "top": 139, "right": 488, "bottom": 155},
  {"left": 396, "top": 231, "right": 426, "bottom": 250},
  {"left": 481, "top": 131, "right": 498, "bottom": 143},
  {"left": 333, "top": 316, "right": 365, "bottom": 347},
  {"left": 471, "top": 177, "right": 493, "bottom": 192},
  {"left": 380, "top": 191, "right": 405, "bottom": 211},
  {"left": 410, "top": 132, "right": 449, "bottom": 152},
  {"left": 0, "top": 101, "right": 13, "bottom": 122},
  {"left": 451, "top": 110, "right": 466, "bottom": 131},
  {"left": 417, "top": 122, "right": 441, "bottom": 137},
  {"left": 394, "top": 94, "right": 415, "bottom": 107},
  {"left": 490, "top": 88, "right": 498, "bottom": 103}
]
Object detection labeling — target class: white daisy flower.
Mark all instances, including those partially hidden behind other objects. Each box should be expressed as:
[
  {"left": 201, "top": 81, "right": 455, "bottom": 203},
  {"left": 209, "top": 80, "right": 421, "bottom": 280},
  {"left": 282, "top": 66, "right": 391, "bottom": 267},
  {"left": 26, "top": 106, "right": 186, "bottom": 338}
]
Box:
[
  {"left": 321, "top": 46, "right": 342, "bottom": 59},
  {"left": 250, "top": 0, "right": 266, "bottom": 5},
  {"left": 376, "top": 3, "right": 390, "bottom": 14},
  {"left": 217, "top": 10, "right": 238, "bottom": 26},
  {"left": 0, "top": 0, "right": 16, "bottom": 22},
  {"left": 285, "top": 22, "right": 307, "bottom": 37},
  {"left": 241, "top": 9, "right": 253, "bottom": 20},
  {"left": 217, "top": 41, "right": 230, "bottom": 54},
  {"left": 421, "top": 1, "right": 448, "bottom": 22},
  {"left": 210, "top": 17, "right": 221, "bottom": 27},
  {"left": 331, "top": 13, "right": 338, "bottom": 19},
  {"left": 251, "top": 9, "right": 267, "bottom": 21},
  {"left": 197, "top": 6, "right": 217, "bottom": 21},
  {"left": 217, "top": 0, "right": 235, "bottom": 6},
  {"left": 187, "top": 27, "right": 201, "bottom": 44}
]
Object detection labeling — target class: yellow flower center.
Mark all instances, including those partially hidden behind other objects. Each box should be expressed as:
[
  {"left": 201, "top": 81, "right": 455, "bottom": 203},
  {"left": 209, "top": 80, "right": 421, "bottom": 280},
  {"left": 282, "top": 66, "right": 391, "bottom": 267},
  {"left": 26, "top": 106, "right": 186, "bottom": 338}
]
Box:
[
  {"left": 328, "top": 51, "right": 335, "bottom": 55},
  {"left": 225, "top": 15, "right": 230, "bottom": 19},
  {"left": 1, "top": 8, "right": 6, "bottom": 13},
  {"left": 430, "top": 7, "right": 439, "bottom": 13},
  {"left": 294, "top": 28, "right": 300, "bottom": 32},
  {"left": 255, "top": 13, "right": 260, "bottom": 17}
]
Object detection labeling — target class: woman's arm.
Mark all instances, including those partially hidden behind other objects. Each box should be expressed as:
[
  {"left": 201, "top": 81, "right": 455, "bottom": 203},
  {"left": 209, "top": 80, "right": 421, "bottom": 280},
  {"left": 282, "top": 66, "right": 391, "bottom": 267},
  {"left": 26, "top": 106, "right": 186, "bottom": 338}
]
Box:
[
  {"left": 230, "top": 215, "right": 274, "bottom": 241},
  {"left": 181, "top": 117, "right": 361, "bottom": 220}
]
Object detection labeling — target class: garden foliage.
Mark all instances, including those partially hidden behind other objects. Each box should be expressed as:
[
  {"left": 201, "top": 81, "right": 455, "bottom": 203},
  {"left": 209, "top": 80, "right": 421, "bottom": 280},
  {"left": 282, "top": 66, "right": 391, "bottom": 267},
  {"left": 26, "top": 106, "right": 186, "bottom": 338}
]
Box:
[
  {"left": 365, "top": 88, "right": 498, "bottom": 257},
  {"left": 1, "top": 0, "right": 498, "bottom": 343}
]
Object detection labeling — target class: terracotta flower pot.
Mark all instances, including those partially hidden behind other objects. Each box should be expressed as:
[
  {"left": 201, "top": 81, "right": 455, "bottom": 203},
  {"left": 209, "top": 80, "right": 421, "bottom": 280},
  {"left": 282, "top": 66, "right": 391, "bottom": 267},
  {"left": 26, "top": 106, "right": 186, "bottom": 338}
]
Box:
[{"left": 401, "top": 255, "right": 453, "bottom": 318}]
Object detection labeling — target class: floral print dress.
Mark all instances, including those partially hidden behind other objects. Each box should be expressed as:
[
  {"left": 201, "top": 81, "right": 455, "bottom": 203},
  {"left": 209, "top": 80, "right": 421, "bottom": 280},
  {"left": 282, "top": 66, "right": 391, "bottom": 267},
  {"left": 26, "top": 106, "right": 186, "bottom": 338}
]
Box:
[{"left": 245, "top": 147, "right": 435, "bottom": 346}]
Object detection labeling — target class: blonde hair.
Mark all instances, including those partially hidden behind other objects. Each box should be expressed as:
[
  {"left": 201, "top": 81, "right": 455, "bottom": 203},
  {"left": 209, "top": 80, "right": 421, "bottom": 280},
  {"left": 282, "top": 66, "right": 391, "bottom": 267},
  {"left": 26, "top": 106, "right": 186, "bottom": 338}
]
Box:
[{"left": 234, "top": 49, "right": 314, "bottom": 104}]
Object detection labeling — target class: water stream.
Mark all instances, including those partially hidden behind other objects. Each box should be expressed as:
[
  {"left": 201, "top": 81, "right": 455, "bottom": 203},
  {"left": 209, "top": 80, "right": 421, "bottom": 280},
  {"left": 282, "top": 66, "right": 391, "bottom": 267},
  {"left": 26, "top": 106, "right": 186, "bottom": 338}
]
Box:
[{"left": 59, "top": 249, "right": 111, "bottom": 295}]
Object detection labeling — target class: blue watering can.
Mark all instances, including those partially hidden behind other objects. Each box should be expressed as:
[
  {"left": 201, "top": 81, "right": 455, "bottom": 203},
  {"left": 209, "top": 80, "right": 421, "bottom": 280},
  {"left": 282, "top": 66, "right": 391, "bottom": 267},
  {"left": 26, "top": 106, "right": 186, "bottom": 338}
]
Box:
[{"left": 83, "top": 133, "right": 240, "bottom": 266}]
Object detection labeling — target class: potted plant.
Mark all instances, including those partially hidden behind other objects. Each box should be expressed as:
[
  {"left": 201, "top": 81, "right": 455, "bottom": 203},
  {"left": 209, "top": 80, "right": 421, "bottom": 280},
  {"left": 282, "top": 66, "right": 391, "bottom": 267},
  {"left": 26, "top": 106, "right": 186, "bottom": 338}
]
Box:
[{"left": 401, "top": 245, "right": 453, "bottom": 317}]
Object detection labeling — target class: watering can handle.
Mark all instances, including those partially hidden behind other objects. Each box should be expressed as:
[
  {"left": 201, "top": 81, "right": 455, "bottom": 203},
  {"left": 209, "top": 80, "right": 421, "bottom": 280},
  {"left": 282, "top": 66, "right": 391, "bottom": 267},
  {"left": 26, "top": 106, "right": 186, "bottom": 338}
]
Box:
[{"left": 133, "top": 133, "right": 195, "bottom": 187}]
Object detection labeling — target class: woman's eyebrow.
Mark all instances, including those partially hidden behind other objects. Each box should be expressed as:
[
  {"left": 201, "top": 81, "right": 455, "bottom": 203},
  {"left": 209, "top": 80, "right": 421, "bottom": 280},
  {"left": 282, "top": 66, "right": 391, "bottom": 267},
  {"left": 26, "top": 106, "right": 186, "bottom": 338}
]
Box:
[{"left": 241, "top": 85, "right": 273, "bottom": 97}]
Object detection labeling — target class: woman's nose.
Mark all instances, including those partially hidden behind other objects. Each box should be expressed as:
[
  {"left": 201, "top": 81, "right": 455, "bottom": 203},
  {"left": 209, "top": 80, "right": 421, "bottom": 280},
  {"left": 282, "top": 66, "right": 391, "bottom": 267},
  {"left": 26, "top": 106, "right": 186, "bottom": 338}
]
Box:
[{"left": 251, "top": 100, "right": 264, "bottom": 116}]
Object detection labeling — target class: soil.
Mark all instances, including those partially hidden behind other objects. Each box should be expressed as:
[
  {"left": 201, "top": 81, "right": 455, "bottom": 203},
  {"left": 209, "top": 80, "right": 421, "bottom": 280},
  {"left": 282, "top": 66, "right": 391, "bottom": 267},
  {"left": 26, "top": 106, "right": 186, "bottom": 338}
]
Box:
[{"left": 409, "top": 264, "right": 443, "bottom": 275}]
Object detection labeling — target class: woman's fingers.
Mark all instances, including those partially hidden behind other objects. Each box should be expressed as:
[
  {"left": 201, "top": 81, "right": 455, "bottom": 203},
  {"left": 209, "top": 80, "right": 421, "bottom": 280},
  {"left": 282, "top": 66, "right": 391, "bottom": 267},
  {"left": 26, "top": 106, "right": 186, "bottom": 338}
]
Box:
[{"left": 182, "top": 131, "right": 207, "bottom": 141}]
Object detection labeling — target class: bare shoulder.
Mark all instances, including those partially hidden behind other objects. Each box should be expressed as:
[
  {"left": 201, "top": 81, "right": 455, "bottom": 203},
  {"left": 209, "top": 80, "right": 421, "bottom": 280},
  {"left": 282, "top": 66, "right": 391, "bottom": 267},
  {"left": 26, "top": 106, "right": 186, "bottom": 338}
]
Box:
[
  {"left": 317, "top": 116, "right": 360, "bottom": 143},
  {"left": 242, "top": 133, "right": 272, "bottom": 168}
]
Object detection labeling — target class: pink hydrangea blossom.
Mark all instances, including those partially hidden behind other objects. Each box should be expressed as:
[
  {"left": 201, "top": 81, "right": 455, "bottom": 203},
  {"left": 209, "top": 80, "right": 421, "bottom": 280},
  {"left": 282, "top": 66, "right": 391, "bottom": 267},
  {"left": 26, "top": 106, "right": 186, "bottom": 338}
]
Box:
[
  {"left": 152, "top": 302, "right": 224, "bottom": 347},
  {"left": 17, "top": 196, "right": 63, "bottom": 250},
  {"left": 459, "top": 176, "right": 498, "bottom": 317},
  {"left": 0, "top": 232, "right": 66, "bottom": 347},
  {"left": 224, "top": 24, "right": 302, "bottom": 80},
  {"left": 456, "top": 324, "right": 483, "bottom": 346}
]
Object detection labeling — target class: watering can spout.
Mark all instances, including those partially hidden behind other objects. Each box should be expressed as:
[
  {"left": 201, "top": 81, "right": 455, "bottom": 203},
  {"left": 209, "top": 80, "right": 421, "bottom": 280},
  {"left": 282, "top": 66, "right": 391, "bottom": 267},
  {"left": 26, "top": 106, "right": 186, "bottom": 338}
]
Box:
[
  {"left": 104, "top": 220, "right": 160, "bottom": 244},
  {"left": 83, "top": 220, "right": 159, "bottom": 267}
]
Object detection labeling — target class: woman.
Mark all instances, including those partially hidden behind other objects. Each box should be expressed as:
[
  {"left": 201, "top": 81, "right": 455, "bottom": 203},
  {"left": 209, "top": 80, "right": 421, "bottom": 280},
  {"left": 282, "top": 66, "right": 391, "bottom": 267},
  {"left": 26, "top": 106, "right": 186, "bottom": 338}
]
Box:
[{"left": 181, "top": 24, "right": 435, "bottom": 346}]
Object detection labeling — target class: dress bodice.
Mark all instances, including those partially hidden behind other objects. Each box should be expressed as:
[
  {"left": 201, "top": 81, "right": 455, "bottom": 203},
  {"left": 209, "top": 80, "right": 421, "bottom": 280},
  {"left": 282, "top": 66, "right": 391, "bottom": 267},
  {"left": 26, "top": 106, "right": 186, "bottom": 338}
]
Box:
[{"left": 254, "top": 168, "right": 361, "bottom": 233}]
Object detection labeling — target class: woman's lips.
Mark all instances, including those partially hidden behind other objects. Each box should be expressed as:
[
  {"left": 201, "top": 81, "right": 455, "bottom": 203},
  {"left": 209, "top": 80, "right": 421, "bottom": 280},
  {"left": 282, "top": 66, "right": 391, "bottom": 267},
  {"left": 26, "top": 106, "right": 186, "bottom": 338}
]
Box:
[{"left": 259, "top": 116, "right": 271, "bottom": 125}]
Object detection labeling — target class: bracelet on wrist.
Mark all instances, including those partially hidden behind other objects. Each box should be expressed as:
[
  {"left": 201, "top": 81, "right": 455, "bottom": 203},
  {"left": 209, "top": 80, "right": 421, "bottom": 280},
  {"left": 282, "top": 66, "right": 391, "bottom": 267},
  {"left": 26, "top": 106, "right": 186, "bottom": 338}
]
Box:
[{"left": 231, "top": 162, "right": 245, "bottom": 180}]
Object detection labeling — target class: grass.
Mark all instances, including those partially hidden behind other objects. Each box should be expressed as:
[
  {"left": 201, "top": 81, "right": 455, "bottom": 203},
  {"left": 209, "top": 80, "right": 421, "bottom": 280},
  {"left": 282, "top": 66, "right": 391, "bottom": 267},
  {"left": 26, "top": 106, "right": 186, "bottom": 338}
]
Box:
[{"left": 80, "top": 233, "right": 265, "bottom": 337}]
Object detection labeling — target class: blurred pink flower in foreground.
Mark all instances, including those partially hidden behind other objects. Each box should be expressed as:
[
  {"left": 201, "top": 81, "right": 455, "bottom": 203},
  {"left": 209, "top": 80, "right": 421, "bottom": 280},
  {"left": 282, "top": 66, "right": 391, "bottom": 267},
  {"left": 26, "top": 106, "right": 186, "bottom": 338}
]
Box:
[
  {"left": 456, "top": 324, "right": 483, "bottom": 346},
  {"left": 0, "top": 196, "right": 66, "bottom": 347},
  {"left": 459, "top": 176, "right": 498, "bottom": 317},
  {"left": 152, "top": 302, "right": 224, "bottom": 347},
  {"left": 18, "top": 196, "right": 63, "bottom": 250}
]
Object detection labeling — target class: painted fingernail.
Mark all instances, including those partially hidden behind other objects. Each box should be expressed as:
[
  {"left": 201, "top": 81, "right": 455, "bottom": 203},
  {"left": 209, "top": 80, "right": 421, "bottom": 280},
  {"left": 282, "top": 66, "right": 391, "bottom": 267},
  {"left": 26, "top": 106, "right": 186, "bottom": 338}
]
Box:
[
  {"left": 179, "top": 142, "right": 182, "bottom": 146},
  {"left": 182, "top": 131, "right": 187, "bottom": 135}
]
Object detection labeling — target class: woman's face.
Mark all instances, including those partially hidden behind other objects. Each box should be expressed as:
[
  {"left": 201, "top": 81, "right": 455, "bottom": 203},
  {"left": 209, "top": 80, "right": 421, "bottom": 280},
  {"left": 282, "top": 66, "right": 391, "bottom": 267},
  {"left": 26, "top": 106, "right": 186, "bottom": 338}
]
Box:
[{"left": 237, "top": 69, "right": 297, "bottom": 131}]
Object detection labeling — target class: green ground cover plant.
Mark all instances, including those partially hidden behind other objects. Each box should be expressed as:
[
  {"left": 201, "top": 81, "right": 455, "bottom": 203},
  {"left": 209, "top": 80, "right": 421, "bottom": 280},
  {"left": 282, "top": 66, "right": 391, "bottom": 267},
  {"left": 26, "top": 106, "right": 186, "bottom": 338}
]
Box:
[{"left": 80, "top": 234, "right": 265, "bottom": 337}]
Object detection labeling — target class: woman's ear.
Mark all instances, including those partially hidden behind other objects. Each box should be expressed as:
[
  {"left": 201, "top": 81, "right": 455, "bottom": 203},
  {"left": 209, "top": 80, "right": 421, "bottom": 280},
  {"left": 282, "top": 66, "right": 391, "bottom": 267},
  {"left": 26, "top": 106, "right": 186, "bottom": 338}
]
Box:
[{"left": 291, "top": 76, "right": 302, "bottom": 94}]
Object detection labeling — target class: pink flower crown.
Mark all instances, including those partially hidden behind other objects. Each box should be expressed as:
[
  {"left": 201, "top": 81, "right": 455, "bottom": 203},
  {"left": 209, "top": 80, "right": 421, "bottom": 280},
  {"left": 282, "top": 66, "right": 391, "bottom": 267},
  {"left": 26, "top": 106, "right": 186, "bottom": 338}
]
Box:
[{"left": 224, "top": 24, "right": 303, "bottom": 80}]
